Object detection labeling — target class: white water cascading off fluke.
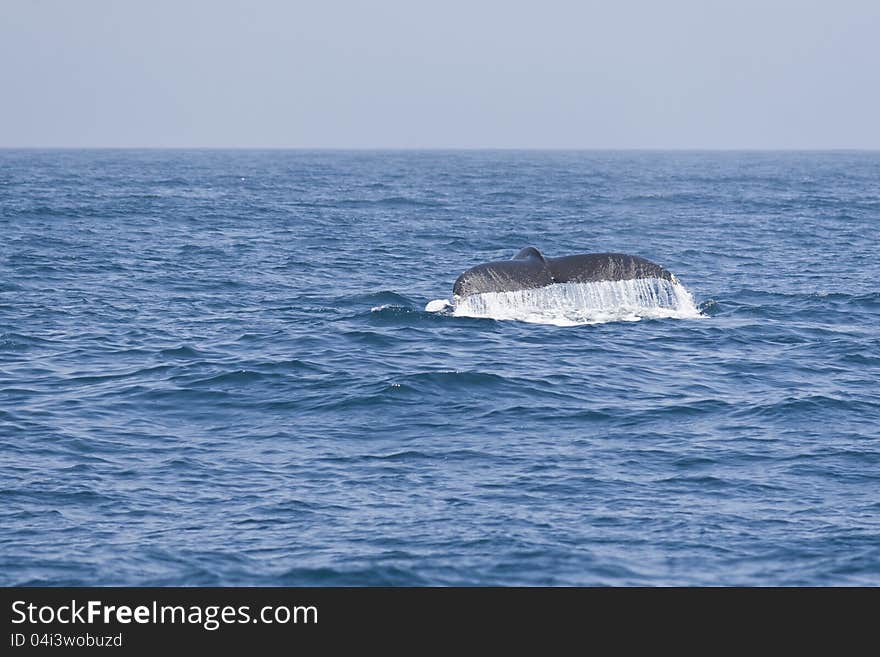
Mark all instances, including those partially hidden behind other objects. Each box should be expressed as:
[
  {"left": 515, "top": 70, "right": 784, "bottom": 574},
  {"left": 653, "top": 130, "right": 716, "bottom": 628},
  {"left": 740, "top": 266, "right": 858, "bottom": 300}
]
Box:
[{"left": 426, "top": 247, "right": 703, "bottom": 326}]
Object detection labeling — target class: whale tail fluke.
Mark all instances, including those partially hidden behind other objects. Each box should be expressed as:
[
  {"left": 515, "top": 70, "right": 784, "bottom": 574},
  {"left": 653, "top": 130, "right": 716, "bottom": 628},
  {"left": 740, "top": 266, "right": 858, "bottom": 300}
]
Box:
[{"left": 453, "top": 247, "right": 677, "bottom": 299}]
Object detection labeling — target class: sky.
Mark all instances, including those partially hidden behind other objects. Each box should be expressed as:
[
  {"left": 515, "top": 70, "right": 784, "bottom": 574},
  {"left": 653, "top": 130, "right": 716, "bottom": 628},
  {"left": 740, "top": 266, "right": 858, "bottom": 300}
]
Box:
[{"left": 1, "top": 0, "right": 879, "bottom": 149}]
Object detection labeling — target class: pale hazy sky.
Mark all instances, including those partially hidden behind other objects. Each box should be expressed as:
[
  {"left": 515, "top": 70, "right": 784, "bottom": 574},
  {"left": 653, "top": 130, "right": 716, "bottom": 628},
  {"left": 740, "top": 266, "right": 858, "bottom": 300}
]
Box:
[{"left": 2, "top": 0, "right": 878, "bottom": 148}]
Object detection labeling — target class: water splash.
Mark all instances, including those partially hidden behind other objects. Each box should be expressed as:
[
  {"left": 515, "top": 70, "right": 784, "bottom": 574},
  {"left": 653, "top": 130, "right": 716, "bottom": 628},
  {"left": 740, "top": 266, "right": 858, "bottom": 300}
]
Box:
[
  {"left": 427, "top": 277, "right": 703, "bottom": 326},
  {"left": 424, "top": 299, "right": 452, "bottom": 313}
]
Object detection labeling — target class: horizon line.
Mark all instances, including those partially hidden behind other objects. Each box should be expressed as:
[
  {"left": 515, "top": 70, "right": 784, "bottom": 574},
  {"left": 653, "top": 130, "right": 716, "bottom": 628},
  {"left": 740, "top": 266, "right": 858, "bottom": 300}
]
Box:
[{"left": 1, "top": 146, "right": 879, "bottom": 153}]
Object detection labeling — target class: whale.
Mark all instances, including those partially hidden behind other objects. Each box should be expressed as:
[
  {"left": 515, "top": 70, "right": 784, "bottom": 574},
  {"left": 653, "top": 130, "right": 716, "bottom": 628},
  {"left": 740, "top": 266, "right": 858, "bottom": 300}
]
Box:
[{"left": 453, "top": 247, "right": 677, "bottom": 298}]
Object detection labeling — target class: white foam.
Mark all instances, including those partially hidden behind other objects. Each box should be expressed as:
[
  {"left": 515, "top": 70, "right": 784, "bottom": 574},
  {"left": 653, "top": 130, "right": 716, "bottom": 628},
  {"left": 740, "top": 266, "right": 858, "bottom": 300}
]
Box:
[
  {"left": 447, "top": 278, "right": 704, "bottom": 326},
  {"left": 425, "top": 299, "right": 452, "bottom": 313}
]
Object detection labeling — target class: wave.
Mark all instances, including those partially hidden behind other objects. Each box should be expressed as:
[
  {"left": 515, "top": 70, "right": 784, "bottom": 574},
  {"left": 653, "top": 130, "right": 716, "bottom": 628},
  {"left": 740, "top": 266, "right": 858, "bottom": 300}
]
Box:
[
  {"left": 337, "top": 196, "right": 446, "bottom": 209},
  {"left": 344, "top": 290, "right": 416, "bottom": 307},
  {"left": 427, "top": 277, "right": 703, "bottom": 326}
]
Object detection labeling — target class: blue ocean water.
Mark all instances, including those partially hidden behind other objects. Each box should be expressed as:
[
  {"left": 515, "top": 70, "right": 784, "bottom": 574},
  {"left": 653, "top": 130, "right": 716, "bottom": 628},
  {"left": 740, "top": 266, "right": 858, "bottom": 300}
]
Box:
[{"left": 1, "top": 149, "right": 879, "bottom": 586}]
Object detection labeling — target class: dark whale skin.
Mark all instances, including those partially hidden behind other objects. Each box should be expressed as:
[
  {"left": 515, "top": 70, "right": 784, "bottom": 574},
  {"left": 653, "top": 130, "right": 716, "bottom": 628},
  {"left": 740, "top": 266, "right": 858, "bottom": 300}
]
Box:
[{"left": 453, "top": 247, "right": 676, "bottom": 298}]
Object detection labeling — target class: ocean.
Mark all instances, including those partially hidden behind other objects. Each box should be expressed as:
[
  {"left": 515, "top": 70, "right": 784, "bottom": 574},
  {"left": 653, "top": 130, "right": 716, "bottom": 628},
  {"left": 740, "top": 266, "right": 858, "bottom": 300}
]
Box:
[{"left": 1, "top": 149, "right": 878, "bottom": 585}]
